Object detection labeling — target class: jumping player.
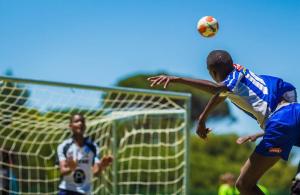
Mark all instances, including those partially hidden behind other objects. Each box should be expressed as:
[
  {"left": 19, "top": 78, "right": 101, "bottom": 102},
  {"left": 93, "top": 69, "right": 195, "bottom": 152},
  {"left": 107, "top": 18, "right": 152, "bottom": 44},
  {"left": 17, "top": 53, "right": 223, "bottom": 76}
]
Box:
[{"left": 147, "top": 50, "right": 299, "bottom": 195}]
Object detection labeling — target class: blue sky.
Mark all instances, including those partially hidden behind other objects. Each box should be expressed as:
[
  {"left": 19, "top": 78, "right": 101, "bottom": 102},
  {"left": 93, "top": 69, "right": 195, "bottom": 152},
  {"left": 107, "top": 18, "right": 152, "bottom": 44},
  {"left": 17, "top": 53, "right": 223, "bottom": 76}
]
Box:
[{"left": 0, "top": 0, "right": 300, "bottom": 137}]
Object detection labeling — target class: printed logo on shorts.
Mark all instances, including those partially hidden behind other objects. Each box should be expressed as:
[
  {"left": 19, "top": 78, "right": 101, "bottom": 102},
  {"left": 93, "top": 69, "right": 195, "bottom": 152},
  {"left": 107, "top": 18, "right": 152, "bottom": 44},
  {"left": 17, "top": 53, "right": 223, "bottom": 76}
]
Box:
[{"left": 268, "top": 147, "right": 282, "bottom": 153}]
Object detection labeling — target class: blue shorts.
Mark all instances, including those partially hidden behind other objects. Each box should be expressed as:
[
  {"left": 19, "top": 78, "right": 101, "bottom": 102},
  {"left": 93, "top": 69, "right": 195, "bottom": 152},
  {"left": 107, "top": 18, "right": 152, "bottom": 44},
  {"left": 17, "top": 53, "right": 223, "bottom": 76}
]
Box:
[
  {"left": 58, "top": 189, "right": 85, "bottom": 195},
  {"left": 255, "top": 103, "right": 300, "bottom": 160}
]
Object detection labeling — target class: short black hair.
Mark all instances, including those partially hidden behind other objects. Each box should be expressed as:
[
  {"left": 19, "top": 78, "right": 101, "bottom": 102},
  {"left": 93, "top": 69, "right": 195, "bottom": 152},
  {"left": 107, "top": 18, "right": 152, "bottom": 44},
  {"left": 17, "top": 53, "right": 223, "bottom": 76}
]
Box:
[
  {"left": 69, "top": 113, "right": 85, "bottom": 123},
  {"left": 207, "top": 50, "right": 233, "bottom": 69}
]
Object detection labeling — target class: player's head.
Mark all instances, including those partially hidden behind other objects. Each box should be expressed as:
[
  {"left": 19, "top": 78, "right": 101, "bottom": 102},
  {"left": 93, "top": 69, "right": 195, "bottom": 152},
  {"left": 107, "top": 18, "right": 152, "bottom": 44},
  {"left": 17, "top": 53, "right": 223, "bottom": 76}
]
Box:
[
  {"left": 206, "top": 50, "right": 234, "bottom": 82},
  {"left": 219, "top": 172, "right": 236, "bottom": 186},
  {"left": 69, "top": 113, "right": 86, "bottom": 136}
]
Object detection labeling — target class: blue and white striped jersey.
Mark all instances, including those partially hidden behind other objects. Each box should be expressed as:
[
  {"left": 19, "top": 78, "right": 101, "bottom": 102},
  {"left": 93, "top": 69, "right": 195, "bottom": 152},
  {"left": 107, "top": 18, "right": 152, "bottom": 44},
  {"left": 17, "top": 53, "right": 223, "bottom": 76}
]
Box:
[
  {"left": 57, "top": 137, "right": 101, "bottom": 195},
  {"left": 221, "top": 64, "right": 296, "bottom": 128}
]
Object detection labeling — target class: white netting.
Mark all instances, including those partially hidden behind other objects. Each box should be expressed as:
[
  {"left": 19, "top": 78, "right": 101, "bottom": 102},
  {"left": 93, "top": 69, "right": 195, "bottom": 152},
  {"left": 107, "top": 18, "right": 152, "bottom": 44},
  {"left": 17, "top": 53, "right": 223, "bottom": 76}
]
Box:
[{"left": 0, "top": 77, "right": 190, "bottom": 195}]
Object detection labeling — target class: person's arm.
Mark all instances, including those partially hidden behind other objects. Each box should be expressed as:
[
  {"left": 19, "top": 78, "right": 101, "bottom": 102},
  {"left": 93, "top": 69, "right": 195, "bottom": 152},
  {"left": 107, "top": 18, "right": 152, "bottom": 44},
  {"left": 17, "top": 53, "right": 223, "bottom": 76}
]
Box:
[
  {"left": 57, "top": 144, "right": 77, "bottom": 176},
  {"left": 59, "top": 156, "right": 77, "bottom": 176},
  {"left": 197, "top": 93, "right": 226, "bottom": 139},
  {"left": 147, "top": 75, "right": 228, "bottom": 94},
  {"left": 236, "top": 132, "right": 265, "bottom": 144},
  {"left": 93, "top": 155, "right": 113, "bottom": 176}
]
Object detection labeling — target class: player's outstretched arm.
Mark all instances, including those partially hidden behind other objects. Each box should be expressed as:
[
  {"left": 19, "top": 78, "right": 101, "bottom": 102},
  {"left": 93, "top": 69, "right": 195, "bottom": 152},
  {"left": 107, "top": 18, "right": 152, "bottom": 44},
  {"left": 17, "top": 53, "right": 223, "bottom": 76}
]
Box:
[
  {"left": 93, "top": 155, "right": 113, "bottom": 176},
  {"left": 147, "top": 75, "right": 228, "bottom": 94},
  {"left": 197, "top": 93, "right": 226, "bottom": 139},
  {"left": 236, "top": 132, "right": 265, "bottom": 144}
]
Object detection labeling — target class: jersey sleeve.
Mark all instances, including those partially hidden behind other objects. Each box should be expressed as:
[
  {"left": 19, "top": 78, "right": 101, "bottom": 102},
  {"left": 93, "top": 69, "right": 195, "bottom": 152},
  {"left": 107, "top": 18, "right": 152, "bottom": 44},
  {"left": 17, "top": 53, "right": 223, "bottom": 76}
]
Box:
[
  {"left": 222, "top": 69, "right": 243, "bottom": 93},
  {"left": 93, "top": 142, "right": 101, "bottom": 164},
  {"left": 218, "top": 184, "right": 232, "bottom": 195},
  {"left": 281, "top": 81, "right": 297, "bottom": 102},
  {"left": 57, "top": 143, "right": 66, "bottom": 162}
]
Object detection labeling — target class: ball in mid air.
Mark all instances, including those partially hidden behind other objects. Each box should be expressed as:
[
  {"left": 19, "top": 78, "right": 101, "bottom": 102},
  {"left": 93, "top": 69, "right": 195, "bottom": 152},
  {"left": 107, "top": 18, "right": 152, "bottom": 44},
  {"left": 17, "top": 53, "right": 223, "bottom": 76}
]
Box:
[{"left": 197, "top": 16, "right": 219, "bottom": 38}]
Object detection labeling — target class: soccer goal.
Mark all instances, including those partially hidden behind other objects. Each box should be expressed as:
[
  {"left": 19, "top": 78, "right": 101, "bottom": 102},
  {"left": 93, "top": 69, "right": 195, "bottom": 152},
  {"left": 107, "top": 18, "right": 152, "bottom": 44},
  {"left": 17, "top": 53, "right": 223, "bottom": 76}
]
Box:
[{"left": 0, "top": 76, "right": 191, "bottom": 195}]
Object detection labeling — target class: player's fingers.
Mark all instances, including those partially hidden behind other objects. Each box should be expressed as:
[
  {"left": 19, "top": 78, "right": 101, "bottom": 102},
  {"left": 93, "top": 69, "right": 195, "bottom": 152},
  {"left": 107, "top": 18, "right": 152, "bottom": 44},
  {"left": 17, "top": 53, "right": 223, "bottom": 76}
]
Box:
[
  {"left": 196, "top": 129, "right": 207, "bottom": 139},
  {"left": 201, "top": 129, "right": 209, "bottom": 139},
  {"left": 106, "top": 156, "right": 113, "bottom": 161},
  {"left": 147, "top": 76, "right": 160, "bottom": 81},
  {"left": 164, "top": 78, "right": 170, "bottom": 88},
  {"left": 206, "top": 128, "right": 212, "bottom": 134},
  {"left": 236, "top": 138, "right": 244, "bottom": 144},
  {"left": 157, "top": 77, "right": 167, "bottom": 85},
  {"left": 201, "top": 133, "right": 207, "bottom": 139},
  {"left": 147, "top": 75, "right": 165, "bottom": 81},
  {"left": 103, "top": 158, "right": 112, "bottom": 166},
  {"left": 236, "top": 137, "right": 249, "bottom": 144},
  {"left": 236, "top": 137, "right": 244, "bottom": 144},
  {"left": 66, "top": 156, "right": 73, "bottom": 162},
  {"left": 150, "top": 79, "right": 159, "bottom": 87},
  {"left": 150, "top": 77, "right": 163, "bottom": 87},
  {"left": 103, "top": 156, "right": 112, "bottom": 162},
  {"left": 148, "top": 77, "right": 158, "bottom": 84}
]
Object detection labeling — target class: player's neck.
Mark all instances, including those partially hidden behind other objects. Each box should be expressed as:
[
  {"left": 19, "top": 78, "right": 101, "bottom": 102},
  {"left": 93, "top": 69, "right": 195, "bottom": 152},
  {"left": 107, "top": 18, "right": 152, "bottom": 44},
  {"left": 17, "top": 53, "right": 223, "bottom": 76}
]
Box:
[{"left": 73, "top": 135, "right": 84, "bottom": 147}]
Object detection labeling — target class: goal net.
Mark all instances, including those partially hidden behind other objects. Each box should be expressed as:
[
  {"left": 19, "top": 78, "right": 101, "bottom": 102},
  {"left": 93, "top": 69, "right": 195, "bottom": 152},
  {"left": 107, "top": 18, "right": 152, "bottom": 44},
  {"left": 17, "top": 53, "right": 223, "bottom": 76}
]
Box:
[{"left": 0, "top": 76, "right": 191, "bottom": 195}]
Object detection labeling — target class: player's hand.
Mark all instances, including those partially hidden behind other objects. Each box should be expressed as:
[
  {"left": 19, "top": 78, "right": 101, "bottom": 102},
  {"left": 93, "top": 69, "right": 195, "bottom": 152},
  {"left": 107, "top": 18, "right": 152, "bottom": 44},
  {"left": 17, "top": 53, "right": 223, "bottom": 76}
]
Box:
[
  {"left": 236, "top": 135, "right": 258, "bottom": 144},
  {"left": 66, "top": 156, "right": 77, "bottom": 171},
  {"left": 101, "top": 155, "right": 113, "bottom": 168},
  {"left": 196, "top": 119, "right": 211, "bottom": 139},
  {"left": 236, "top": 136, "right": 251, "bottom": 144},
  {"left": 147, "top": 75, "right": 179, "bottom": 89}
]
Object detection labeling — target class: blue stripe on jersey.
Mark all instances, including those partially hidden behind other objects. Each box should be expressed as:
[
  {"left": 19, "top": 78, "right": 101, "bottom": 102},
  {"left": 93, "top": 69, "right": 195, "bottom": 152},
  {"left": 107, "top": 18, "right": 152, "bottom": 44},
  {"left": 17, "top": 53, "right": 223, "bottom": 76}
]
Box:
[
  {"left": 224, "top": 68, "right": 269, "bottom": 105},
  {"left": 223, "top": 74, "right": 232, "bottom": 86},
  {"left": 229, "top": 70, "right": 241, "bottom": 90},
  {"left": 240, "top": 76, "right": 268, "bottom": 103},
  {"left": 260, "top": 75, "right": 296, "bottom": 111},
  {"left": 224, "top": 70, "right": 241, "bottom": 91},
  {"left": 244, "top": 69, "right": 267, "bottom": 94},
  {"left": 222, "top": 65, "right": 297, "bottom": 128},
  {"left": 247, "top": 70, "right": 266, "bottom": 88}
]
